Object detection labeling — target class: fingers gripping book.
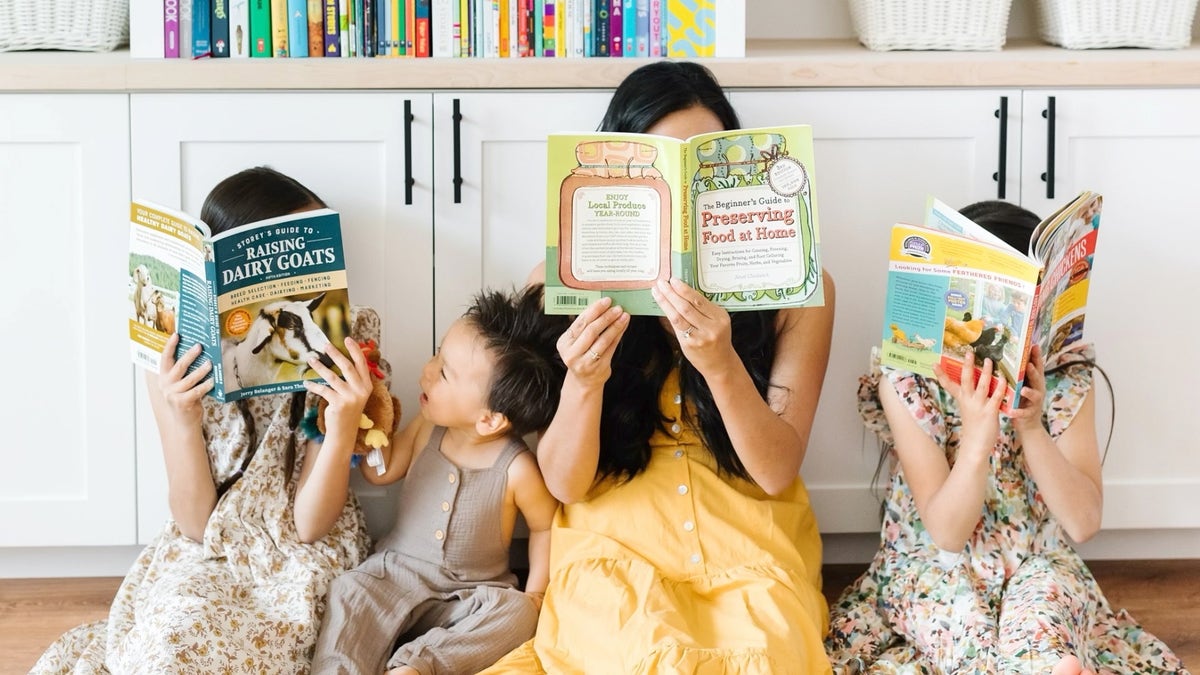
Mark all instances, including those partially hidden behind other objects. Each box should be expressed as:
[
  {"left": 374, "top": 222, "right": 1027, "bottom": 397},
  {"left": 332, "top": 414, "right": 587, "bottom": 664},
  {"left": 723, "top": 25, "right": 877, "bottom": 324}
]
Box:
[
  {"left": 128, "top": 201, "right": 352, "bottom": 401},
  {"left": 544, "top": 125, "right": 826, "bottom": 315},
  {"left": 880, "top": 192, "right": 1102, "bottom": 412}
]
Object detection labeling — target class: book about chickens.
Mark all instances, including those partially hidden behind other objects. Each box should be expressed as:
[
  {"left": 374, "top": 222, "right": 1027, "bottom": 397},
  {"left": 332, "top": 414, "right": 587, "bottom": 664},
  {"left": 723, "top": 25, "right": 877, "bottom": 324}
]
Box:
[{"left": 879, "top": 192, "right": 1102, "bottom": 413}]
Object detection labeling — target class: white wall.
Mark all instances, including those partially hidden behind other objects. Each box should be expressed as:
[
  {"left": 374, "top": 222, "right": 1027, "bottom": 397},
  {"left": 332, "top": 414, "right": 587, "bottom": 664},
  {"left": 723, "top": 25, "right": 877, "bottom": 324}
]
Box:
[{"left": 747, "top": 0, "right": 1200, "bottom": 41}]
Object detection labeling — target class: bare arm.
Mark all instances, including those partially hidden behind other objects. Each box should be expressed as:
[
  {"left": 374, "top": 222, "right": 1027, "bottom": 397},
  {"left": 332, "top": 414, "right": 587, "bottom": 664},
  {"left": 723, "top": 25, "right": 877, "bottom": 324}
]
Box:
[
  {"left": 510, "top": 452, "right": 559, "bottom": 602},
  {"left": 294, "top": 340, "right": 373, "bottom": 544},
  {"left": 650, "top": 272, "right": 836, "bottom": 494},
  {"left": 1009, "top": 347, "right": 1102, "bottom": 542},
  {"left": 536, "top": 297, "right": 630, "bottom": 503},
  {"left": 147, "top": 335, "right": 218, "bottom": 542},
  {"left": 886, "top": 354, "right": 1007, "bottom": 553},
  {"left": 358, "top": 403, "right": 428, "bottom": 487}
]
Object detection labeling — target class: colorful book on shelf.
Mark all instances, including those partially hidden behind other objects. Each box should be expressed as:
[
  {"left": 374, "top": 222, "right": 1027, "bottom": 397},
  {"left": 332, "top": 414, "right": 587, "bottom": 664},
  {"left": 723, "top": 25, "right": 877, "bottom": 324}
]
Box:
[
  {"left": 270, "top": 0, "right": 289, "bottom": 55},
  {"left": 129, "top": 200, "right": 353, "bottom": 402},
  {"left": 211, "top": 0, "right": 231, "bottom": 56},
  {"left": 250, "top": 0, "right": 272, "bottom": 56},
  {"left": 229, "top": 0, "right": 251, "bottom": 56},
  {"left": 307, "top": 0, "right": 324, "bottom": 55},
  {"left": 165, "top": 0, "right": 181, "bottom": 57},
  {"left": 545, "top": 125, "right": 825, "bottom": 315},
  {"left": 194, "top": 0, "right": 212, "bottom": 55},
  {"left": 288, "top": 0, "right": 309, "bottom": 56},
  {"left": 180, "top": 0, "right": 195, "bottom": 57},
  {"left": 878, "top": 192, "right": 1103, "bottom": 412},
  {"left": 324, "top": 0, "right": 341, "bottom": 55}
]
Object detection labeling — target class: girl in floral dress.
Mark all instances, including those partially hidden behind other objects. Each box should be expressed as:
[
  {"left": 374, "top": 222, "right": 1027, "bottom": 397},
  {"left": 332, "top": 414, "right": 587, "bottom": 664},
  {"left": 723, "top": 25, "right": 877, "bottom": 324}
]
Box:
[
  {"left": 34, "top": 167, "right": 375, "bottom": 674},
  {"left": 826, "top": 201, "right": 1188, "bottom": 674}
]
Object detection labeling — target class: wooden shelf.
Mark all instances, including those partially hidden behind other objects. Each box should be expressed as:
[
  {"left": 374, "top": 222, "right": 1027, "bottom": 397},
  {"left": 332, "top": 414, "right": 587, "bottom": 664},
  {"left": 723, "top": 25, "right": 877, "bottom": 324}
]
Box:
[{"left": 5, "top": 39, "right": 1200, "bottom": 91}]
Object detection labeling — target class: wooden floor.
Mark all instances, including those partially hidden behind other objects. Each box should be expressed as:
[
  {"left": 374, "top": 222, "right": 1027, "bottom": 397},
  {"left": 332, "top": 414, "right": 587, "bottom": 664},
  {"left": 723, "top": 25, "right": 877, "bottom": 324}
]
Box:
[{"left": 3, "top": 560, "right": 1196, "bottom": 674}]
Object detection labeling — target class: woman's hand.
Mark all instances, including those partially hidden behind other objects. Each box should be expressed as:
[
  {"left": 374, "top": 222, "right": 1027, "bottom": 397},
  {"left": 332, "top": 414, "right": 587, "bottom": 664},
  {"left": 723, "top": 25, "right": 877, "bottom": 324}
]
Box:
[
  {"left": 302, "top": 338, "right": 373, "bottom": 445},
  {"left": 934, "top": 350, "right": 1005, "bottom": 462},
  {"left": 558, "top": 296, "right": 630, "bottom": 388},
  {"left": 1008, "top": 345, "right": 1047, "bottom": 437},
  {"left": 651, "top": 277, "right": 736, "bottom": 376},
  {"left": 148, "top": 333, "right": 215, "bottom": 430}
]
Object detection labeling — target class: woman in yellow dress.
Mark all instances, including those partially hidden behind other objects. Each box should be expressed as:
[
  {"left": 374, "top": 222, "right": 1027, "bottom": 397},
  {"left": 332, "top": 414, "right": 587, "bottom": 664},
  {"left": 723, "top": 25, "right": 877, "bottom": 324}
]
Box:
[{"left": 484, "top": 62, "right": 837, "bottom": 674}]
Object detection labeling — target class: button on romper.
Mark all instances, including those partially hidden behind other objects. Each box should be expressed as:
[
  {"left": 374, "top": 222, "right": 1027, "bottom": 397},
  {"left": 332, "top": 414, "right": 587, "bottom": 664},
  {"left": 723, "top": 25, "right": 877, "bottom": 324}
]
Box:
[{"left": 313, "top": 427, "right": 540, "bottom": 675}]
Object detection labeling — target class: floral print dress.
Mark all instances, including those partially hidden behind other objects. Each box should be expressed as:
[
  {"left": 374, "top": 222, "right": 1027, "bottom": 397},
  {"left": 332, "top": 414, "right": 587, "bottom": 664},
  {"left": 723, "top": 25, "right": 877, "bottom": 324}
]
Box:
[
  {"left": 32, "top": 309, "right": 378, "bottom": 675},
  {"left": 826, "top": 346, "right": 1189, "bottom": 674}
]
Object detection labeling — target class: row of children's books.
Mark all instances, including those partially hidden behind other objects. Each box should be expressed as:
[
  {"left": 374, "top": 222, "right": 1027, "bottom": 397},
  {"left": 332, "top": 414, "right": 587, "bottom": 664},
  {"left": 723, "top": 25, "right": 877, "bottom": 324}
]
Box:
[{"left": 162, "top": 0, "right": 743, "bottom": 58}]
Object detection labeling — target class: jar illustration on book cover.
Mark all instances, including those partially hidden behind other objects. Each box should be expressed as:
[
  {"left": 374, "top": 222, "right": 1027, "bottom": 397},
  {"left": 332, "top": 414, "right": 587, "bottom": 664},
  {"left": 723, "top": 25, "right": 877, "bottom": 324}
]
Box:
[
  {"left": 691, "top": 131, "right": 820, "bottom": 307},
  {"left": 558, "top": 140, "right": 673, "bottom": 291}
]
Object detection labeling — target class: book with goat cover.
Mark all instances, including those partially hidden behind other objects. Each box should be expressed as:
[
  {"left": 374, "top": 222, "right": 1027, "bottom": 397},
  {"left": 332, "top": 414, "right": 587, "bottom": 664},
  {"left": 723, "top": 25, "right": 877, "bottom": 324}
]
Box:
[
  {"left": 879, "top": 191, "right": 1102, "bottom": 412},
  {"left": 128, "top": 200, "right": 352, "bottom": 401},
  {"left": 544, "top": 124, "right": 825, "bottom": 316}
]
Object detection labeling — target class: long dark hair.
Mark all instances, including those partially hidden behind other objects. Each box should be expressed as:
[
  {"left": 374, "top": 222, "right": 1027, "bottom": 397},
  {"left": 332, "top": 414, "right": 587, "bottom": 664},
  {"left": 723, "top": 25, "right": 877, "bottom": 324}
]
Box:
[
  {"left": 201, "top": 167, "right": 327, "bottom": 496},
  {"left": 594, "top": 62, "right": 777, "bottom": 484}
]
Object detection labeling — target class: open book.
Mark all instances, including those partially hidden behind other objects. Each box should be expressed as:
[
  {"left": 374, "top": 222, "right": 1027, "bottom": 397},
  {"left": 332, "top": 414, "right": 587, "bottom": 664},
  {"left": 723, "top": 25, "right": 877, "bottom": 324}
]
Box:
[
  {"left": 879, "top": 191, "right": 1102, "bottom": 412},
  {"left": 543, "top": 125, "right": 825, "bottom": 315},
  {"left": 128, "top": 200, "right": 352, "bottom": 402}
]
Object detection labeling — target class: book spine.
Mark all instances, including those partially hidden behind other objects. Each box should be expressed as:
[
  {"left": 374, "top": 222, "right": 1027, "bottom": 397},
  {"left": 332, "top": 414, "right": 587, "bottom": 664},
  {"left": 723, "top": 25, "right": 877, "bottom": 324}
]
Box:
[
  {"left": 229, "top": 0, "right": 250, "bottom": 56},
  {"left": 393, "top": 0, "right": 403, "bottom": 55},
  {"left": 270, "top": 0, "right": 289, "bottom": 55},
  {"left": 554, "top": 0, "right": 563, "bottom": 56},
  {"left": 593, "top": 0, "right": 607, "bottom": 56},
  {"left": 454, "top": 0, "right": 465, "bottom": 56},
  {"left": 542, "top": 0, "right": 554, "bottom": 56},
  {"left": 510, "top": 0, "right": 520, "bottom": 57},
  {"left": 165, "top": 0, "right": 181, "bottom": 57},
  {"left": 249, "top": 0, "right": 271, "bottom": 56},
  {"left": 323, "top": 0, "right": 340, "bottom": 55},
  {"left": 193, "top": 0, "right": 212, "bottom": 56},
  {"left": 647, "top": 0, "right": 660, "bottom": 56},
  {"left": 363, "top": 0, "right": 374, "bottom": 55},
  {"left": 211, "top": 0, "right": 230, "bottom": 56},
  {"left": 665, "top": 0, "right": 712, "bottom": 57},
  {"left": 621, "top": 0, "right": 633, "bottom": 56},
  {"left": 339, "top": 0, "right": 350, "bottom": 56},
  {"left": 634, "top": 0, "right": 646, "bottom": 55},
  {"left": 180, "top": 0, "right": 194, "bottom": 57},
  {"left": 287, "top": 0, "right": 309, "bottom": 56},
  {"left": 355, "top": 0, "right": 365, "bottom": 55},
  {"left": 415, "top": 0, "right": 431, "bottom": 55},
  {"left": 307, "top": 0, "right": 324, "bottom": 54},
  {"left": 497, "top": 0, "right": 508, "bottom": 56},
  {"left": 572, "top": 0, "right": 584, "bottom": 57},
  {"left": 532, "top": 0, "right": 542, "bottom": 56},
  {"left": 608, "top": 0, "right": 619, "bottom": 55},
  {"left": 405, "top": 0, "right": 415, "bottom": 55}
]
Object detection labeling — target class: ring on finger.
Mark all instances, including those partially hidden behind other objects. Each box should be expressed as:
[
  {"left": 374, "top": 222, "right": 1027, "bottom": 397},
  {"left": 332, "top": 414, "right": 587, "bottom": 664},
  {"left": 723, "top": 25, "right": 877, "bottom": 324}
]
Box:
[
  {"left": 682, "top": 326, "right": 695, "bottom": 339},
  {"left": 588, "top": 350, "right": 601, "bottom": 361}
]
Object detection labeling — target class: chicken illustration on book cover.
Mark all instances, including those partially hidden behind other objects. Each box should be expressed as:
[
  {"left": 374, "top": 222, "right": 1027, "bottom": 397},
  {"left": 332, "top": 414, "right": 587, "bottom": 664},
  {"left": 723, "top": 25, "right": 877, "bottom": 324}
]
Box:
[
  {"left": 544, "top": 125, "right": 824, "bottom": 316},
  {"left": 129, "top": 200, "right": 352, "bottom": 402}
]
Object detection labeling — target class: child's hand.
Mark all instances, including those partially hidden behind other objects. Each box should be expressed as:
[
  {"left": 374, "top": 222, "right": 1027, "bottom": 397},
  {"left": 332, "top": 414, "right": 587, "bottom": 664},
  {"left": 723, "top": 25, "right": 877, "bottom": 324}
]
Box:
[
  {"left": 652, "top": 278, "right": 736, "bottom": 377},
  {"left": 934, "top": 349, "right": 1005, "bottom": 461},
  {"left": 558, "top": 296, "right": 630, "bottom": 389},
  {"left": 1009, "top": 344, "right": 1047, "bottom": 437},
  {"left": 148, "top": 333, "right": 214, "bottom": 428},
  {"left": 303, "top": 338, "right": 373, "bottom": 445}
]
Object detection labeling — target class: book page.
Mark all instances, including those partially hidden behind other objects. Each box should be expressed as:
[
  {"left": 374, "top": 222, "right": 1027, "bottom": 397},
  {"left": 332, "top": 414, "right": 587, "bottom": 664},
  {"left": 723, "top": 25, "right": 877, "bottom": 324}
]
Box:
[
  {"left": 209, "top": 208, "right": 352, "bottom": 401},
  {"left": 689, "top": 125, "right": 823, "bottom": 310},
  {"left": 128, "top": 201, "right": 210, "bottom": 373}
]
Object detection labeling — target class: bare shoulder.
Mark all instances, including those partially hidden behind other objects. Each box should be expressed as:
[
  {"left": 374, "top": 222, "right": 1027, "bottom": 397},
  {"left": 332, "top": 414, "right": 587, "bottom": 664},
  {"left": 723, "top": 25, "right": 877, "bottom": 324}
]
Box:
[{"left": 507, "top": 448, "right": 546, "bottom": 488}]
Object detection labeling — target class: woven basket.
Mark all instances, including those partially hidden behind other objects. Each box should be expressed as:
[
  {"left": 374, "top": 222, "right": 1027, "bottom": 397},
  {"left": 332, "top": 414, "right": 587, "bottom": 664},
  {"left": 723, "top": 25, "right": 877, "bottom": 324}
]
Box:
[
  {"left": 1036, "top": 0, "right": 1199, "bottom": 49},
  {"left": 0, "top": 0, "right": 129, "bottom": 52},
  {"left": 848, "top": 0, "right": 1015, "bottom": 51}
]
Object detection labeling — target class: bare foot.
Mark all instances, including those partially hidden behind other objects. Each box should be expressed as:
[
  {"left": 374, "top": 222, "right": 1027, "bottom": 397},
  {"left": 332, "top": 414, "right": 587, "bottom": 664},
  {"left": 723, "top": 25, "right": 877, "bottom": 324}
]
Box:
[{"left": 1051, "top": 656, "right": 1084, "bottom": 675}]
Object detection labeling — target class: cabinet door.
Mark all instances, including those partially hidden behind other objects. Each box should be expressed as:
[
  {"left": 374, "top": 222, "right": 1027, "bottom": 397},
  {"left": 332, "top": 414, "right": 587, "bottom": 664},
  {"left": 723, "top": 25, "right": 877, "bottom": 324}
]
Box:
[
  {"left": 1022, "top": 91, "right": 1200, "bottom": 530},
  {"left": 0, "top": 95, "right": 135, "bottom": 546},
  {"left": 130, "top": 93, "right": 434, "bottom": 542},
  {"left": 431, "top": 92, "right": 613, "bottom": 338},
  {"left": 734, "top": 89, "right": 1020, "bottom": 532}
]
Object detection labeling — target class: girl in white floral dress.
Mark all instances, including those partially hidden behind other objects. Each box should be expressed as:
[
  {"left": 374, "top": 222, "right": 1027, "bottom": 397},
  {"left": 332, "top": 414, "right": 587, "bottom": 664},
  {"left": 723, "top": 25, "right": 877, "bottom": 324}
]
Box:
[
  {"left": 34, "top": 167, "right": 375, "bottom": 674},
  {"left": 826, "top": 201, "right": 1188, "bottom": 675}
]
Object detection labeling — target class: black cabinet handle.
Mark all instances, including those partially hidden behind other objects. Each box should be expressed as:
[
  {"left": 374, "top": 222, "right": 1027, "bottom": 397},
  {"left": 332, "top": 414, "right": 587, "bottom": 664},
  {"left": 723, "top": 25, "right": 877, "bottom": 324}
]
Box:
[
  {"left": 993, "top": 96, "right": 1008, "bottom": 200},
  {"left": 1041, "top": 96, "right": 1056, "bottom": 200},
  {"left": 452, "top": 98, "right": 463, "bottom": 205},
  {"left": 404, "top": 99, "right": 415, "bottom": 206}
]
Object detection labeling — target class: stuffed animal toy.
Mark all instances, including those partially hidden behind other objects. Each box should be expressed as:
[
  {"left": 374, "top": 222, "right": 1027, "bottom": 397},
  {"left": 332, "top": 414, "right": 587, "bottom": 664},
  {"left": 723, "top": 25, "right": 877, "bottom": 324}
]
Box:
[{"left": 314, "top": 339, "right": 401, "bottom": 475}]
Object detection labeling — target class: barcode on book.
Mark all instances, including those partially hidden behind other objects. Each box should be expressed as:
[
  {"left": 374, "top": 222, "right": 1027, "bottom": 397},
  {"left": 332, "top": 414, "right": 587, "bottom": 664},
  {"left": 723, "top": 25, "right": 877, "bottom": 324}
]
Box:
[
  {"left": 547, "top": 288, "right": 601, "bottom": 313},
  {"left": 135, "top": 352, "right": 154, "bottom": 364},
  {"left": 557, "top": 295, "right": 590, "bottom": 306}
]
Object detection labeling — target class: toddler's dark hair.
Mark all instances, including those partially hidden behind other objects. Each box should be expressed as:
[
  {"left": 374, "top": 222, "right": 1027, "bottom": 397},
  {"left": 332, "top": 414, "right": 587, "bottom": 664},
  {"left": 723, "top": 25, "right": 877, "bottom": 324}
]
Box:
[
  {"left": 465, "top": 284, "right": 571, "bottom": 438},
  {"left": 201, "top": 166, "right": 326, "bottom": 236},
  {"left": 959, "top": 200, "right": 1040, "bottom": 252}
]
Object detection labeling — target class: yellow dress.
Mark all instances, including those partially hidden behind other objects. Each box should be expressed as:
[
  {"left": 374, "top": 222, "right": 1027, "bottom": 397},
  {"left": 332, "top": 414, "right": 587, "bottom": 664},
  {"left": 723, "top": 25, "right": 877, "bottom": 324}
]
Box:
[{"left": 482, "top": 369, "right": 831, "bottom": 674}]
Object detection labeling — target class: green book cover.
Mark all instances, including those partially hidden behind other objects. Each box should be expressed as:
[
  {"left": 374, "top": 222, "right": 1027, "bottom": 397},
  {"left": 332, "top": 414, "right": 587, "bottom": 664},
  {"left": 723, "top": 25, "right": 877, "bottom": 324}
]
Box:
[
  {"left": 544, "top": 124, "right": 824, "bottom": 316},
  {"left": 250, "top": 0, "right": 272, "bottom": 56}
]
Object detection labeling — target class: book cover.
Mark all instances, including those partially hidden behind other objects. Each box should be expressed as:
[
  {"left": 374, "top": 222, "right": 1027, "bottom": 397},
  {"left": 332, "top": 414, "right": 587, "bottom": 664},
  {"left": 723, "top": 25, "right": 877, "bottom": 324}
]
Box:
[
  {"left": 250, "top": 0, "right": 272, "bottom": 56},
  {"left": 129, "top": 201, "right": 353, "bottom": 403},
  {"left": 878, "top": 192, "right": 1103, "bottom": 412},
  {"left": 194, "top": 0, "right": 212, "bottom": 56},
  {"left": 211, "top": 0, "right": 231, "bottom": 56},
  {"left": 288, "top": 0, "right": 310, "bottom": 56},
  {"left": 165, "top": 0, "right": 181, "bottom": 57},
  {"left": 270, "top": 0, "right": 290, "bottom": 55},
  {"left": 230, "top": 0, "right": 251, "bottom": 56},
  {"left": 665, "top": 0, "right": 712, "bottom": 57},
  {"left": 545, "top": 125, "right": 824, "bottom": 316}
]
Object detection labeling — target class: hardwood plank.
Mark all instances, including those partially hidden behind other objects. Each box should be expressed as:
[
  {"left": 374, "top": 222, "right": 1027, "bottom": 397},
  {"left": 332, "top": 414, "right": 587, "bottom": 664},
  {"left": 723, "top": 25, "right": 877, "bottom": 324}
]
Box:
[{"left": 3, "top": 562, "right": 1195, "bottom": 674}]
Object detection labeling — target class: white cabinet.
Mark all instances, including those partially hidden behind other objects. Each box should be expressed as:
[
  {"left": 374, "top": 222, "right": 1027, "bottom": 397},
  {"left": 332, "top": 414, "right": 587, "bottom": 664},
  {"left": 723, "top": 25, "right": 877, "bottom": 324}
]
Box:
[
  {"left": 431, "top": 92, "right": 614, "bottom": 336},
  {"left": 129, "top": 93, "right": 435, "bottom": 541},
  {"left": 0, "top": 95, "right": 136, "bottom": 546},
  {"left": 734, "top": 89, "right": 1020, "bottom": 532},
  {"left": 1021, "top": 90, "right": 1200, "bottom": 529}
]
